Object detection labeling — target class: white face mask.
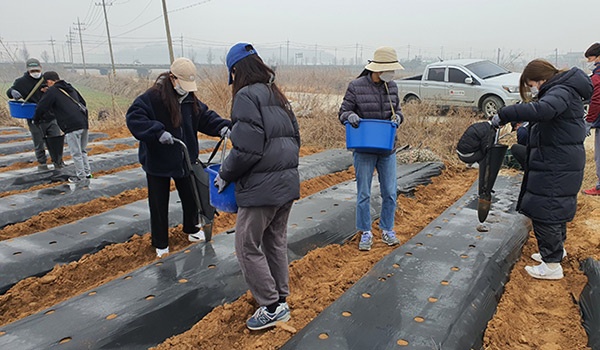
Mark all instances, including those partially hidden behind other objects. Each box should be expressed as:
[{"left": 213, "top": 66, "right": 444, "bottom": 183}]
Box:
[
  {"left": 379, "top": 71, "right": 396, "bottom": 82},
  {"left": 529, "top": 86, "right": 539, "bottom": 96},
  {"left": 29, "top": 72, "right": 41, "bottom": 79},
  {"left": 174, "top": 84, "right": 187, "bottom": 96},
  {"left": 589, "top": 62, "right": 598, "bottom": 71}
]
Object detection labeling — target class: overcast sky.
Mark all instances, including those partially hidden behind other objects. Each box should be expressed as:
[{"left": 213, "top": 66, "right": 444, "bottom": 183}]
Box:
[{"left": 0, "top": 0, "right": 596, "bottom": 65}]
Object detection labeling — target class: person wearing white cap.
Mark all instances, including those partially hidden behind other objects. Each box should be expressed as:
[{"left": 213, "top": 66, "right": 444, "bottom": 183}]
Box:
[
  {"left": 126, "top": 57, "right": 231, "bottom": 258},
  {"left": 339, "top": 46, "right": 405, "bottom": 251}
]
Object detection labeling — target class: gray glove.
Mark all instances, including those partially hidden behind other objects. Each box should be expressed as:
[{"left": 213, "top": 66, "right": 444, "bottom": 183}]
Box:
[
  {"left": 586, "top": 121, "right": 593, "bottom": 137},
  {"left": 490, "top": 114, "right": 502, "bottom": 128},
  {"left": 347, "top": 113, "right": 360, "bottom": 128},
  {"left": 11, "top": 90, "right": 22, "bottom": 100},
  {"left": 214, "top": 174, "right": 228, "bottom": 193},
  {"left": 219, "top": 126, "right": 231, "bottom": 138},
  {"left": 158, "top": 131, "right": 174, "bottom": 144},
  {"left": 392, "top": 113, "right": 404, "bottom": 126}
]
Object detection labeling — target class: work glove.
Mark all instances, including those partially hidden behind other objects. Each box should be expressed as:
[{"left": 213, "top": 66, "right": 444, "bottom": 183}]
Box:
[
  {"left": 585, "top": 121, "right": 593, "bottom": 137},
  {"left": 392, "top": 113, "right": 404, "bottom": 126},
  {"left": 219, "top": 126, "right": 231, "bottom": 138},
  {"left": 347, "top": 113, "right": 360, "bottom": 128},
  {"left": 214, "top": 174, "right": 228, "bottom": 193},
  {"left": 490, "top": 114, "right": 502, "bottom": 129},
  {"left": 11, "top": 90, "right": 22, "bottom": 100},
  {"left": 158, "top": 131, "right": 174, "bottom": 144}
]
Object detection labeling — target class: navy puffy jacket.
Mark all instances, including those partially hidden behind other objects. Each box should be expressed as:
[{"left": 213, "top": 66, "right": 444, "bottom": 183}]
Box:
[
  {"left": 126, "top": 89, "right": 230, "bottom": 178},
  {"left": 498, "top": 68, "right": 593, "bottom": 223}
]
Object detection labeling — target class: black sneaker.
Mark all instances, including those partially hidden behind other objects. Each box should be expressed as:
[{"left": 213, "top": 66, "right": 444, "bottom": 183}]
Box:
[{"left": 85, "top": 174, "right": 93, "bottom": 179}]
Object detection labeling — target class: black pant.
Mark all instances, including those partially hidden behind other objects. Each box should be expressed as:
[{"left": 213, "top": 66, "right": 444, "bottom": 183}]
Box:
[
  {"left": 511, "top": 144, "right": 526, "bottom": 170},
  {"left": 146, "top": 173, "right": 199, "bottom": 249},
  {"left": 532, "top": 220, "right": 566, "bottom": 263}
]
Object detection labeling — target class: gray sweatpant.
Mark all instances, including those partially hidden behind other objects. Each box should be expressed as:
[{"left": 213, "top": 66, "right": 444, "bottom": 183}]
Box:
[{"left": 235, "top": 201, "right": 293, "bottom": 306}]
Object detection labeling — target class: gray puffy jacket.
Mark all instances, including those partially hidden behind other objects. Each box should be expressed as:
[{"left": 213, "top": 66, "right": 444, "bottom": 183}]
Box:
[{"left": 219, "top": 83, "right": 301, "bottom": 207}]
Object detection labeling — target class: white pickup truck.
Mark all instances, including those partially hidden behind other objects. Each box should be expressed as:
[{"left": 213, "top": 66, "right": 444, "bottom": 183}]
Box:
[{"left": 395, "top": 59, "right": 521, "bottom": 118}]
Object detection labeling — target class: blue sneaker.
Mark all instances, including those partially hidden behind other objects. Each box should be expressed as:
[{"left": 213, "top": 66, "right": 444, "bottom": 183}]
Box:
[
  {"left": 382, "top": 230, "right": 400, "bottom": 246},
  {"left": 358, "top": 231, "right": 373, "bottom": 251},
  {"left": 246, "top": 304, "right": 291, "bottom": 330}
]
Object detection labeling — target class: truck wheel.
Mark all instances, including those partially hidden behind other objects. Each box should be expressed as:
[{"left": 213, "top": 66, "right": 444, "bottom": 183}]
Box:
[
  {"left": 404, "top": 95, "right": 420, "bottom": 105},
  {"left": 481, "top": 96, "right": 504, "bottom": 118}
]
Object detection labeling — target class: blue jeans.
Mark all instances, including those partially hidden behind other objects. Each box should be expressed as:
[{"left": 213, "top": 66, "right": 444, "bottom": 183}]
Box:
[{"left": 353, "top": 151, "right": 397, "bottom": 232}]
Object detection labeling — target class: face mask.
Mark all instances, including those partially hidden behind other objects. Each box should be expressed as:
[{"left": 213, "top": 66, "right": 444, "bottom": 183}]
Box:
[
  {"left": 379, "top": 71, "right": 395, "bottom": 82},
  {"left": 29, "top": 72, "right": 41, "bottom": 79},
  {"left": 589, "top": 62, "right": 598, "bottom": 71},
  {"left": 529, "top": 86, "right": 539, "bottom": 97},
  {"left": 174, "top": 84, "right": 187, "bottom": 96}
]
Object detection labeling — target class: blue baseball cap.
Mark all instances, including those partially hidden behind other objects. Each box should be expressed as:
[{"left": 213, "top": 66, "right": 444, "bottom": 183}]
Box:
[{"left": 226, "top": 43, "right": 258, "bottom": 84}]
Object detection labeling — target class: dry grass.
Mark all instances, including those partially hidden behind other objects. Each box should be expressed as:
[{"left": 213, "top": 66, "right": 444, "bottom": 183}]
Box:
[{"left": 0, "top": 66, "right": 482, "bottom": 165}]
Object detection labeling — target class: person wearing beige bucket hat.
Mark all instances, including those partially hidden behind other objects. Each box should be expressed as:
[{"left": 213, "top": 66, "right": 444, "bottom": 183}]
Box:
[
  {"left": 126, "top": 57, "right": 231, "bottom": 258},
  {"left": 339, "top": 46, "right": 405, "bottom": 251}
]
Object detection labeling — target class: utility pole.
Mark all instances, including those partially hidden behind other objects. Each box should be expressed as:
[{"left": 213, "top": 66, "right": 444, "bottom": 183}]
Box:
[
  {"left": 497, "top": 48, "right": 501, "bottom": 65},
  {"left": 97, "top": 0, "right": 116, "bottom": 76},
  {"left": 97, "top": 0, "right": 117, "bottom": 117},
  {"left": 355, "top": 43, "right": 358, "bottom": 66},
  {"left": 555, "top": 48, "right": 558, "bottom": 66},
  {"left": 286, "top": 40, "right": 289, "bottom": 66},
  {"left": 161, "top": 0, "right": 174, "bottom": 64},
  {"left": 407, "top": 44, "right": 410, "bottom": 61},
  {"left": 74, "top": 17, "right": 87, "bottom": 75},
  {"left": 180, "top": 34, "right": 184, "bottom": 57},
  {"left": 49, "top": 36, "right": 56, "bottom": 63},
  {"left": 314, "top": 44, "right": 317, "bottom": 65},
  {"left": 67, "top": 29, "right": 74, "bottom": 71}
]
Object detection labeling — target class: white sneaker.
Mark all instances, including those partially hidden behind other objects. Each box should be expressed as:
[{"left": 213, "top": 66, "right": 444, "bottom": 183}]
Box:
[
  {"left": 156, "top": 247, "right": 169, "bottom": 258},
  {"left": 525, "top": 262, "right": 564, "bottom": 280},
  {"left": 188, "top": 230, "right": 206, "bottom": 242},
  {"left": 531, "top": 248, "right": 567, "bottom": 263}
]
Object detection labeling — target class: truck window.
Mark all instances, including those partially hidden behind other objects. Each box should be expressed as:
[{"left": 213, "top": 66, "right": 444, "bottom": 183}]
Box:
[
  {"left": 427, "top": 67, "right": 445, "bottom": 82},
  {"left": 448, "top": 68, "right": 469, "bottom": 84}
]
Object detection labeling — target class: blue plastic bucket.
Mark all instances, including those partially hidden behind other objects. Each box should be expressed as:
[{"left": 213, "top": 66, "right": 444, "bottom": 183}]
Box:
[
  {"left": 345, "top": 119, "right": 397, "bottom": 153},
  {"left": 8, "top": 101, "right": 36, "bottom": 119},
  {"left": 205, "top": 164, "right": 238, "bottom": 213}
]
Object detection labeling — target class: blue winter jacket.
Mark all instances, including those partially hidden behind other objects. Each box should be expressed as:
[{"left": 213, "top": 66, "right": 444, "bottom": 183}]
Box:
[
  {"left": 126, "top": 88, "right": 230, "bottom": 178},
  {"left": 498, "top": 67, "right": 593, "bottom": 223}
]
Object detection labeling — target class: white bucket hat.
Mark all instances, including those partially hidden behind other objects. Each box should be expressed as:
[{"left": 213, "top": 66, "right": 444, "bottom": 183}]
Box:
[{"left": 365, "top": 47, "right": 404, "bottom": 72}]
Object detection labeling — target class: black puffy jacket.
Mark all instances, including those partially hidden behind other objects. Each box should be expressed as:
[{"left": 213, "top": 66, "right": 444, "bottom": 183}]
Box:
[
  {"left": 219, "top": 83, "right": 300, "bottom": 207},
  {"left": 498, "top": 68, "right": 593, "bottom": 223}
]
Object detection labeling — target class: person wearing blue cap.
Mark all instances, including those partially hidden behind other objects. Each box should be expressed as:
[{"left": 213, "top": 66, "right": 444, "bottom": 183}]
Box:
[{"left": 215, "top": 43, "right": 300, "bottom": 330}]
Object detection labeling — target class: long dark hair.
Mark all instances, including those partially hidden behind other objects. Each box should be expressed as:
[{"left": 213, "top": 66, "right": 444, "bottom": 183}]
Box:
[
  {"left": 149, "top": 72, "right": 199, "bottom": 128},
  {"left": 231, "top": 54, "right": 292, "bottom": 117}
]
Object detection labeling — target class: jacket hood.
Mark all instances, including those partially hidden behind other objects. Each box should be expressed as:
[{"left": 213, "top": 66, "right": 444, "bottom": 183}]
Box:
[
  {"left": 541, "top": 67, "right": 593, "bottom": 101},
  {"left": 53, "top": 80, "right": 75, "bottom": 93}
]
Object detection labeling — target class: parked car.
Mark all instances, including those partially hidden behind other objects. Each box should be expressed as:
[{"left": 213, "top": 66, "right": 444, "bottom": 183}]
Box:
[{"left": 396, "top": 59, "right": 521, "bottom": 118}]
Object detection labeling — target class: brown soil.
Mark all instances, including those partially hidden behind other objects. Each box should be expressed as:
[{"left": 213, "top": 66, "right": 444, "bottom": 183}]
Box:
[{"left": 0, "top": 128, "right": 598, "bottom": 350}]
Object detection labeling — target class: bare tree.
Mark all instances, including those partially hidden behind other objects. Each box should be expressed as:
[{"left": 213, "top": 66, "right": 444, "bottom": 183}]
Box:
[
  {"left": 41, "top": 50, "right": 50, "bottom": 63},
  {"left": 207, "top": 47, "right": 214, "bottom": 65},
  {"left": 20, "top": 42, "right": 30, "bottom": 61}
]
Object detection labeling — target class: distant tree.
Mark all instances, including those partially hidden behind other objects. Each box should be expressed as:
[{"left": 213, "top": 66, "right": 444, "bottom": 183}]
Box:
[
  {"left": 20, "top": 43, "right": 29, "bottom": 61},
  {"left": 40, "top": 50, "right": 50, "bottom": 63},
  {"left": 207, "top": 48, "right": 214, "bottom": 65}
]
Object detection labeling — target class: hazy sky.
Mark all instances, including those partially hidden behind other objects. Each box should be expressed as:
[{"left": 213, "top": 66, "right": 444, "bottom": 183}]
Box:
[{"left": 0, "top": 0, "right": 596, "bottom": 64}]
